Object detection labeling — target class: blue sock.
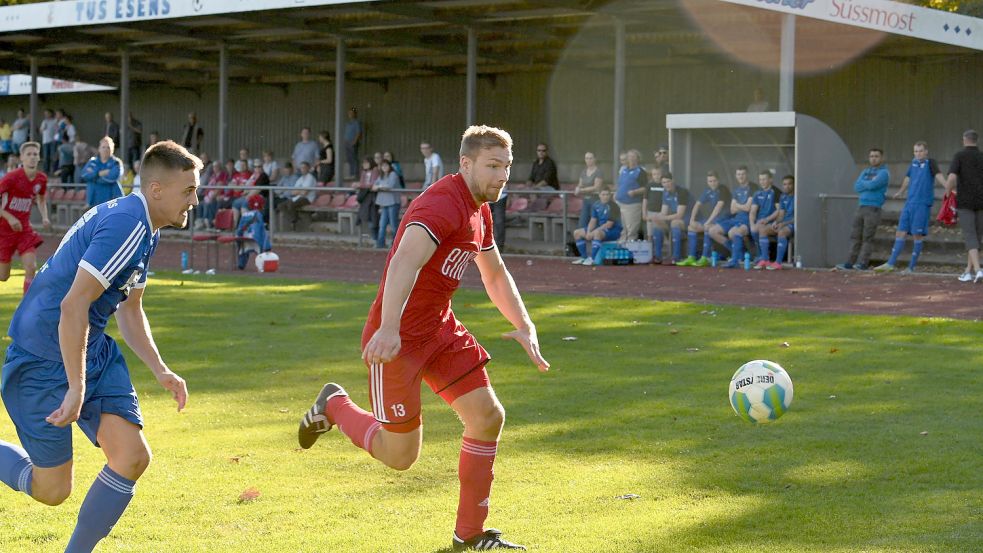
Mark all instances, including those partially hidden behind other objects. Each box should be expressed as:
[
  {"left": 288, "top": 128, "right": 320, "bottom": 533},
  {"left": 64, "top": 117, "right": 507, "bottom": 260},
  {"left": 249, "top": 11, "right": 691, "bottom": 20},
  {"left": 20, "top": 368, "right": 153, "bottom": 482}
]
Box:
[
  {"left": 65, "top": 465, "right": 136, "bottom": 553},
  {"left": 731, "top": 236, "right": 744, "bottom": 261},
  {"left": 758, "top": 236, "right": 770, "bottom": 262},
  {"left": 0, "top": 440, "right": 33, "bottom": 496},
  {"left": 591, "top": 240, "right": 602, "bottom": 261},
  {"left": 909, "top": 241, "right": 923, "bottom": 270},
  {"left": 576, "top": 239, "right": 587, "bottom": 258},
  {"left": 671, "top": 228, "right": 682, "bottom": 261},
  {"left": 887, "top": 238, "right": 905, "bottom": 266},
  {"left": 776, "top": 237, "right": 789, "bottom": 264},
  {"left": 702, "top": 235, "right": 712, "bottom": 258},
  {"left": 652, "top": 229, "right": 664, "bottom": 259},
  {"left": 687, "top": 231, "right": 698, "bottom": 258}
]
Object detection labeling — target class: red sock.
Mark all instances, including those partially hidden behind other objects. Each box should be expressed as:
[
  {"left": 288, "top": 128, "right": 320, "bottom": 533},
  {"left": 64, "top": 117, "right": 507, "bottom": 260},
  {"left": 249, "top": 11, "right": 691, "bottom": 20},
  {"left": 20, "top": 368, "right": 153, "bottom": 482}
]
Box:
[
  {"left": 22, "top": 279, "right": 31, "bottom": 295},
  {"left": 455, "top": 437, "right": 498, "bottom": 541},
  {"left": 325, "top": 395, "right": 381, "bottom": 454}
]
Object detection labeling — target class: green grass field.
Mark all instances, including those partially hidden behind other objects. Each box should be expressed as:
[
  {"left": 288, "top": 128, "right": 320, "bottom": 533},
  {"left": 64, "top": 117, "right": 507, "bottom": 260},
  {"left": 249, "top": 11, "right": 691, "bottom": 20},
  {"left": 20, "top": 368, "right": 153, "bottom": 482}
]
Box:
[{"left": 0, "top": 270, "right": 981, "bottom": 552}]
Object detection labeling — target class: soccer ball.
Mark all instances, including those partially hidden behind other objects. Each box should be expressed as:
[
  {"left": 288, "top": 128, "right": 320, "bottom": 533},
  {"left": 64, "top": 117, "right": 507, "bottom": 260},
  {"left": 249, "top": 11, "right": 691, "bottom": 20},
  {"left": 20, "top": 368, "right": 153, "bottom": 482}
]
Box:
[{"left": 729, "top": 360, "right": 793, "bottom": 424}]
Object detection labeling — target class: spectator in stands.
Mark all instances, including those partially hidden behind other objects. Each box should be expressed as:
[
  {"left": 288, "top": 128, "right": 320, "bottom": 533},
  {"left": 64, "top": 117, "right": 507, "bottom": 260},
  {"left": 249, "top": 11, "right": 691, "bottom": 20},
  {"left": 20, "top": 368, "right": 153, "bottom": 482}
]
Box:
[
  {"left": 198, "top": 153, "right": 213, "bottom": 186},
  {"left": 1, "top": 154, "right": 17, "bottom": 178},
  {"left": 356, "top": 156, "right": 380, "bottom": 238},
  {"left": 648, "top": 172, "right": 689, "bottom": 264},
  {"left": 230, "top": 159, "right": 268, "bottom": 220},
  {"left": 383, "top": 151, "right": 404, "bottom": 186},
  {"left": 196, "top": 160, "right": 228, "bottom": 229},
  {"left": 421, "top": 141, "right": 443, "bottom": 190},
  {"left": 572, "top": 186, "right": 622, "bottom": 266},
  {"left": 62, "top": 114, "right": 77, "bottom": 144},
  {"left": 39, "top": 109, "right": 57, "bottom": 175},
  {"left": 214, "top": 159, "right": 238, "bottom": 210},
  {"left": 946, "top": 130, "right": 983, "bottom": 282},
  {"left": 277, "top": 161, "right": 317, "bottom": 231},
  {"left": 11, "top": 109, "right": 29, "bottom": 154},
  {"left": 247, "top": 158, "right": 270, "bottom": 202},
  {"left": 653, "top": 145, "right": 669, "bottom": 174},
  {"left": 181, "top": 112, "right": 204, "bottom": 154},
  {"left": 750, "top": 170, "right": 780, "bottom": 268},
  {"left": 57, "top": 134, "right": 75, "bottom": 183},
  {"left": 273, "top": 162, "right": 297, "bottom": 209},
  {"left": 0, "top": 118, "right": 11, "bottom": 162},
  {"left": 835, "top": 148, "right": 889, "bottom": 271},
  {"left": 643, "top": 166, "right": 664, "bottom": 250},
  {"left": 130, "top": 160, "right": 142, "bottom": 194},
  {"left": 148, "top": 130, "right": 160, "bottom": 148},
  {"left": 317, "top": 131, "right": 334, "bottom": 184},
  {"left": 262, "top": 150, "right": 279, "bottom": 178},
  {"left": 374, "top": 159, "right": 403, "bottom": 249},
  {"left": 373, "top": 151, "right": 384, "bottom": 168},
  {"left": 747, "top": 87, "right": 770, "bottom": 112},
  {"left": 125, "top": 112, "right": 142, "bottom": 167},
  {"left": 575, "top": 151, "right": 604, "bottom": 229},
  {"left": 79, "top": 137, "right": 123, "bottom": 208},
  {"left": 616, "top": 149, "right": 647, "bottom": 242},
  {"left": 618, "top": 151, "right": 627, "bottom": 172},
  {"left": 292, "top": 127, "right": 319, "bottom": 174},
  {"left": 104, "top": 112, "right": 120, "bottom": 148},
  {"left": 679, "top": 171, "right": 731, "bottom": 266},
  {"left": 73, "top": 134, "right": 94, "bottom": 184},
  {"left": 120, "top": 163, "right": 135, "bottom": 193},
  {"left": 238, "top": 148, "right": 250, "bottom": 168},
  {"left": 875, "top": 141, "right": 945, "bottom": 274},
  {"left": 527, "top": 143, "right": 559, "bottom": 190},
  {"left": 709, "top": 165, "right": 754, "bottom": 268},
  {"left": 344, "top": 107, "right": 363, "bottom": 180}
]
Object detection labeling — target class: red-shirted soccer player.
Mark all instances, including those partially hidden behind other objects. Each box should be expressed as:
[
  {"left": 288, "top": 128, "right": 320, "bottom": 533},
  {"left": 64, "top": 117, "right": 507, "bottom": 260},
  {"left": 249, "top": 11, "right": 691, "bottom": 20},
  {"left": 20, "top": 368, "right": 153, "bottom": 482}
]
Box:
[
  {"left": 299, "top": 126, "right": 549, "bottom": 551},
  {"left": 0, "top": 141, "right": 50, "bottom": 294}
]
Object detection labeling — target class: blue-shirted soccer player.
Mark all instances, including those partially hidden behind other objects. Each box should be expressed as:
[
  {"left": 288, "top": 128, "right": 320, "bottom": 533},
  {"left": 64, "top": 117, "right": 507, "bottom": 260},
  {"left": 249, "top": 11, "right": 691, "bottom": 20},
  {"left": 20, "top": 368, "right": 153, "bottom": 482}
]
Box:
[
  {"left": 647, "top": 173, "right": 689, "bottom": 264},
  {"left": 765, "top": 175, "right": 795, "bottom": 270},
  {"left": 750, "top": 170, "right": 780, "bottom": 269},
  {"left": 678, "top": 170, "right": 730, "bottom": 267},
  {"left": 874, "top": 141, "right": 945, "bottom": 273},
  {"left": 0, "top": 141, "right": 200, "bottom": 552},
  {"left": 572, "top": 186, "right": 622, "bottom": 266},
  {"left": 709, "top": 166, "right": 754, "bottom": 268}
]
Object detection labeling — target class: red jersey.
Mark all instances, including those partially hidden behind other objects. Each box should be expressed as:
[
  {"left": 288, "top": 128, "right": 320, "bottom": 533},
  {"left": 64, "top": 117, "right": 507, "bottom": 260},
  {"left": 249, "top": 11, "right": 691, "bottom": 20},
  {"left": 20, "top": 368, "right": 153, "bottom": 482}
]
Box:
[
  {"left": 366, "top": 173, "right": 495, "bottom": 343},
  {"left": 0, "top": 168, "right": 46, "bottom": 233}
]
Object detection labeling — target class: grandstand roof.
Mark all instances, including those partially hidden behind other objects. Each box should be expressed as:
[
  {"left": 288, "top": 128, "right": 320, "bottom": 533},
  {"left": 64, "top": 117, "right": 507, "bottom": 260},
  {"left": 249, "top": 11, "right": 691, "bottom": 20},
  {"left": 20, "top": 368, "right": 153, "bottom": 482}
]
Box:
[{"left": 1, "top": 0, "right": 977, "bottom": 89}]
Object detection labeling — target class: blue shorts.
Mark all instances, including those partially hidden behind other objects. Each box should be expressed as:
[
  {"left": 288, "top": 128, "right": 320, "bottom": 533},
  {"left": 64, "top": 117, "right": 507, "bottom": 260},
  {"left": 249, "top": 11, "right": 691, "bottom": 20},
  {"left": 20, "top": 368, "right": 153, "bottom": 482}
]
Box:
[
  {"left": 898, "top": 203, "right": 931, "bottom": 236},
  {"left": 1, "top": 338, "right": 142, "bottom": 468},
  {"left": 716, "top": 217, "right": 748, "bottom": 234},
  {"left": 782, "top": 222, "right": 795, "bottom": 235},
  {"left": 599, "top": 226, "right": 621, "bottom": 242}
]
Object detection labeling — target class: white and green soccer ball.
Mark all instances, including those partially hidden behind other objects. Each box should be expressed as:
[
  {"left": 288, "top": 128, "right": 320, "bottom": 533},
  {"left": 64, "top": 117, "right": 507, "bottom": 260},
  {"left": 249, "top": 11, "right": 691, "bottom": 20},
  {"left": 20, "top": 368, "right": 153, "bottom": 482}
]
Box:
[{"left": 729, "top": 360, "right": 793, "bottom": 424}]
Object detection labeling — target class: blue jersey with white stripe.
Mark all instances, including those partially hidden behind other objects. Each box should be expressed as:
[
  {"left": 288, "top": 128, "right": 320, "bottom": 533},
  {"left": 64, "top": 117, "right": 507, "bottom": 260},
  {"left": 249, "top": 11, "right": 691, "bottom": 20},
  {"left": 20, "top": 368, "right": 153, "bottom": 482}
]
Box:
[
  {"left": 778, "top": 192, "right": 794, "bottom": 223},
  {"left": 752, "top": 187, "right": 778, "bottom": 220},
  {"left": 9, "top": 192, "right": 158, "bottom": 362}
]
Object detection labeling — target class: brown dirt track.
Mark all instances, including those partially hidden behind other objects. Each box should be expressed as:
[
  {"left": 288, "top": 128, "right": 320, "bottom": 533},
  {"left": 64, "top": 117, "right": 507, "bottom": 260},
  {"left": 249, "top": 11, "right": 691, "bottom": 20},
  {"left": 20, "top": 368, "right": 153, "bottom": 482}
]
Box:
[{"left": 32, "top": 236, "right": 983, "bottom": 321}]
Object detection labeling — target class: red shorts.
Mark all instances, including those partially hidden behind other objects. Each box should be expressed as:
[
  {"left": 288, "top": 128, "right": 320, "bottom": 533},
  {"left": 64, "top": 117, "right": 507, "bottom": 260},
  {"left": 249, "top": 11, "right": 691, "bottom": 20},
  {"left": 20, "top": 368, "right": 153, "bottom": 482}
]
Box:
[
  {"left": 361, "top": 320, "right": 491, "bottom": 433},
  {"left": 0, "top": 228, "right": 43, "bottom": 264}
]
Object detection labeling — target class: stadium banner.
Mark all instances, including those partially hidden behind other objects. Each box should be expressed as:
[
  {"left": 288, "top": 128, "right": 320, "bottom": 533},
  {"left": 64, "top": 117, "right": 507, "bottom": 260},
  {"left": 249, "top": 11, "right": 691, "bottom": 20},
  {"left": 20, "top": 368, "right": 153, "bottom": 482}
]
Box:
[
  {"left": 0, "top": 74, "right": 114, "bottom": 95},
  {"left": 720, "top": 0, "right": 983, "bottom": 52},
  {"left": 0, "top": 0, "right": 358, "bottom": 33}
]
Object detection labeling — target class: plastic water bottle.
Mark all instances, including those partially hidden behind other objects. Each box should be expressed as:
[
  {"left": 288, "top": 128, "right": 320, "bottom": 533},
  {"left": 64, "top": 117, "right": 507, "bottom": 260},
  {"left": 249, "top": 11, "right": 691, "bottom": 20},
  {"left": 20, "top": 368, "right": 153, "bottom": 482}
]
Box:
[
  {"left": 743, "top": 252, "right": 751, "bottom": 271},
  {"left": 180, "top": 251, "right": 189, "bottom": 271},
  {"left": 711, "top": 251, "right": 718, "bottom": 268}
]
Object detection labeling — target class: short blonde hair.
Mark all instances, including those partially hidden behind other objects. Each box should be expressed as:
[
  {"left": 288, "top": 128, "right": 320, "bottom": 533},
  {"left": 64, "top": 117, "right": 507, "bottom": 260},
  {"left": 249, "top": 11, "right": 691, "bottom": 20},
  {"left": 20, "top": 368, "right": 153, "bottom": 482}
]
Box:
[{"left": 459, "top": 125, "right": 513, "bottom": 159}]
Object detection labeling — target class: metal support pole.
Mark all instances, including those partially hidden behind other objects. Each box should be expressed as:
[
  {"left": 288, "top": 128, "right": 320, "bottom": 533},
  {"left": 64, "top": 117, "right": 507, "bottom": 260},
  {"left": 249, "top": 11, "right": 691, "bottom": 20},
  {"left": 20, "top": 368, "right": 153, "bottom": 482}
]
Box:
[
  {"left": 218, "top": 42, "right": 228, "bottom": 163},
  {"left": 613, "top": 19, "right": 625, "bottom": 183},
  {"left": 779, "top": 14, "right": 795, "bottom": 112},
  {"left": 334, "top": 37, "right": 346, "bottom": 188},
  {"left": 466, "top": 28, "right": 477, "bottom": 126},
  {"left": 29, "top": 57, "right": 38, "bottom": 142},
  {"left": 120, "top": 48, "right": 130, "bottom": 163}
]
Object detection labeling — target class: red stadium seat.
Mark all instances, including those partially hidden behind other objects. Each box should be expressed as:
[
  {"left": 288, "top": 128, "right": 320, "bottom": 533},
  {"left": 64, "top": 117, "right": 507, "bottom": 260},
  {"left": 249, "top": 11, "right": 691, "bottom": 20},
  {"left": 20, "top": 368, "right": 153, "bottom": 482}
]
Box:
[
  {"left": 312, "top": 193, "right": 334, "bottom": 208},
  {"left": 505, "top": 197, "right": 528, "bottom": 214},
  {"left": 329, "top": 193, "right": 347, "bottom": 208}
]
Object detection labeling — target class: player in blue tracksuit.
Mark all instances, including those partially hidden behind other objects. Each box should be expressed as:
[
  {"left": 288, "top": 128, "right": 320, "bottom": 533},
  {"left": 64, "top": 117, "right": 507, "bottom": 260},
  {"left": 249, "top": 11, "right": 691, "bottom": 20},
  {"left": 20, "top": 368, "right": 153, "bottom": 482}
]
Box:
[
  {"left": 0, "top": 141, "right": 200, "bottom": 552},
  {"left": 750, "top": 170, "right": 780, "bottom": 268},
  {"left": 709, "top": 166, "right": 754, "bottom": 268},
  {"left": 79, "top": 137, "right": 125, "bottom": 208},
  {"left": 647, "top": 173, "right": 689, "bottom": 264},
  {"left": 678, "top": 171, "right": 731, "bottom": 267},
  {"left": 765, "top": 175, "right": 796, "bottom": 270},
  {"left": 236, "top": 194, "right": 272, "bottom": 269},
  {"left": 874, "top": 141, "right": 945, "bottom": 273},
  {"left": 572, "top": 187, "right": 622, "bottom": 266}
]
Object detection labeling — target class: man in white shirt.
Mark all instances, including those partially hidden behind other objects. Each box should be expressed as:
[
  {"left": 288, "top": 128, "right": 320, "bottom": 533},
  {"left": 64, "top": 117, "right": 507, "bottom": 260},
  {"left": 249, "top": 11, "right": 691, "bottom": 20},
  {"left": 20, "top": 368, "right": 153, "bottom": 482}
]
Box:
[{"left": 421, "top": 141, "right": 443, "bottom": 190}]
